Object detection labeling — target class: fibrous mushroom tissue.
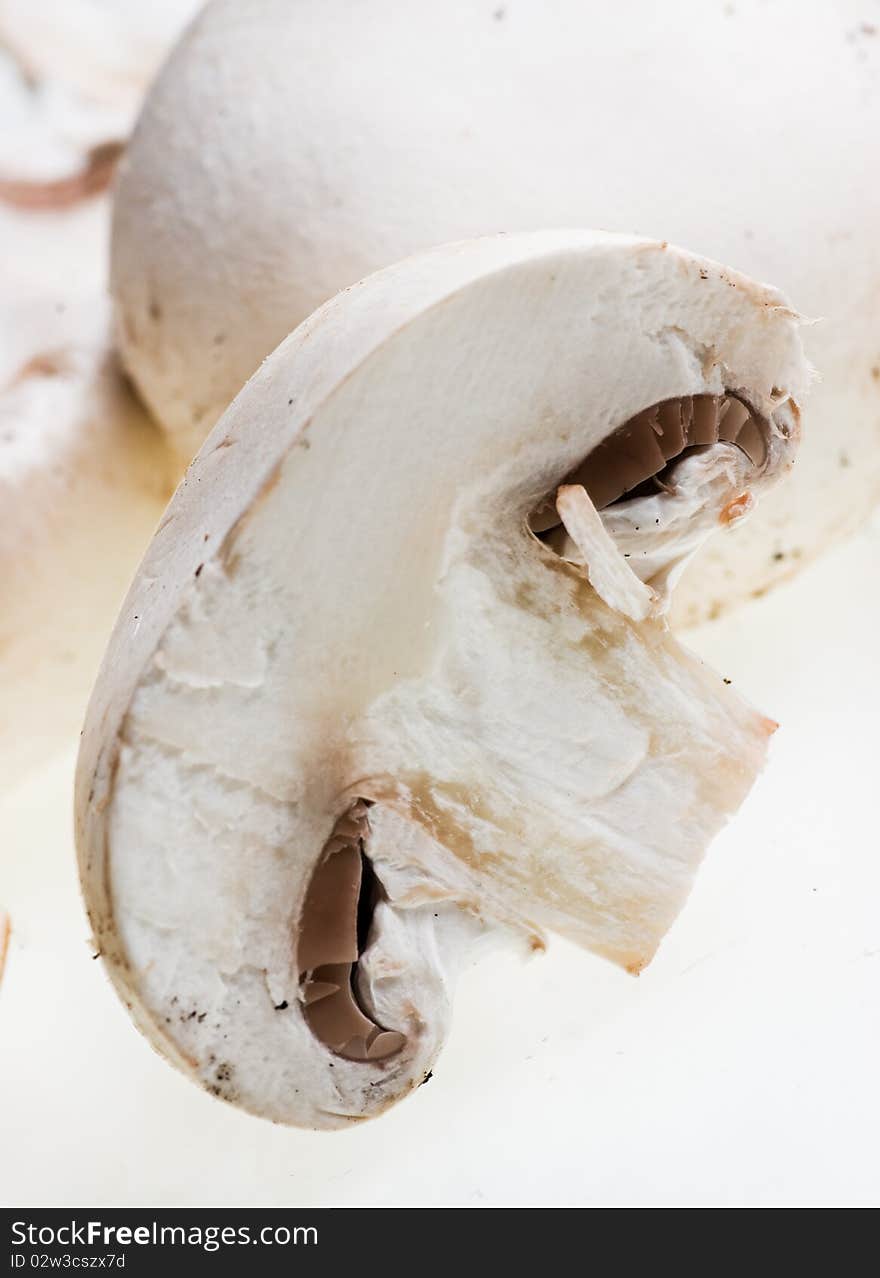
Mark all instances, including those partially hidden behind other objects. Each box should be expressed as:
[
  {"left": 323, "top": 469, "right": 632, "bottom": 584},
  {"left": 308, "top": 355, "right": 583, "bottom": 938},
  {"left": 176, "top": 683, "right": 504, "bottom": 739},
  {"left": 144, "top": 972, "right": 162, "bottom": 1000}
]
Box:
[{"left": 77, "top": 230, "right": 809, "bottom": 1127}]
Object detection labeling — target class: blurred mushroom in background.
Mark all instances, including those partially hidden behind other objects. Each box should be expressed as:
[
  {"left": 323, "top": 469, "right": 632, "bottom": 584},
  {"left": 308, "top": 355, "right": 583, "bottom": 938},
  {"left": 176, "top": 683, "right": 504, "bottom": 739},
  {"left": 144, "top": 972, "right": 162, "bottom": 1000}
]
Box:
[{"left": 0, "top": 1, "right": 200, "bottom": 786}]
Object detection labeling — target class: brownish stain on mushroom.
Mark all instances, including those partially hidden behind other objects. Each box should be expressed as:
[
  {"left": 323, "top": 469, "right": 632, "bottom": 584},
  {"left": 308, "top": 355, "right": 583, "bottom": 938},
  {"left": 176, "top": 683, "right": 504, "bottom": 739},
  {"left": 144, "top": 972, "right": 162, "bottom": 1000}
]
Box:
[
  {"left": 0, "top": 910, "right": 10, "bottom": 987},
  {"left": 0, "top": 141, "right": 124, "bottom": 211},
  {"left": 7, "top": 350, "right": 72, "bottom": 391}
]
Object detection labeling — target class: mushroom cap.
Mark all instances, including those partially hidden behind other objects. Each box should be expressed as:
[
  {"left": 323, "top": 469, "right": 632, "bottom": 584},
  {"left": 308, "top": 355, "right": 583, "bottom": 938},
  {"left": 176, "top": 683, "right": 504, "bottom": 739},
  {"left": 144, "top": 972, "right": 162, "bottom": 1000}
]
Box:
[
  {"left": 110, "top": 0, "right": 880, "bottom": 624},
  {"left": 79, "top": 230, "right": 808, "bottom": 1127}
]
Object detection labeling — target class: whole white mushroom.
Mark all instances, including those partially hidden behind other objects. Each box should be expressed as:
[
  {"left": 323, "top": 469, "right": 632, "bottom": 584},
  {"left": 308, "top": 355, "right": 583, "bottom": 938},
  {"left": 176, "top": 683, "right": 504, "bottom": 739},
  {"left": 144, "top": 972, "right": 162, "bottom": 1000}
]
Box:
[
  {"left": 111, "top": 0, "right": 880, "bottom": 625},
  {"left": 79, "top": 230, "right": 809, "bottom": 1125}
]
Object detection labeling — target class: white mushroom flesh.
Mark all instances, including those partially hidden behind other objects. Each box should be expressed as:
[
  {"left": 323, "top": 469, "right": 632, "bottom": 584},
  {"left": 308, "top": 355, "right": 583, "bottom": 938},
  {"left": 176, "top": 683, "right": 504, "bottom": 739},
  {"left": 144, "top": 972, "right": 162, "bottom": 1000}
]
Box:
[{"left": 77, "top": 231, "right": 808, "bottom": 1126}]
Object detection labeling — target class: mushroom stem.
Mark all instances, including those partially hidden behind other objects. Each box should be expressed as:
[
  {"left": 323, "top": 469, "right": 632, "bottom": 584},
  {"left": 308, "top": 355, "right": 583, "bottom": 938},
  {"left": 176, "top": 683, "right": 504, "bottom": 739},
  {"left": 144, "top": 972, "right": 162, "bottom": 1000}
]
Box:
[{"left": 555, "top": 484, "right": 658, "bottom": 622}]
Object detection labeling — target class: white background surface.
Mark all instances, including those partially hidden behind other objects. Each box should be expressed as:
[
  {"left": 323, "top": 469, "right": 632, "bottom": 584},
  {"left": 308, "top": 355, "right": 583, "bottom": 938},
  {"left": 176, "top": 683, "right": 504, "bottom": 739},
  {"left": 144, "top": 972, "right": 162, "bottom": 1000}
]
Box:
[{"left": 2, "top": 513, "right": 878, "bottom": 1207}]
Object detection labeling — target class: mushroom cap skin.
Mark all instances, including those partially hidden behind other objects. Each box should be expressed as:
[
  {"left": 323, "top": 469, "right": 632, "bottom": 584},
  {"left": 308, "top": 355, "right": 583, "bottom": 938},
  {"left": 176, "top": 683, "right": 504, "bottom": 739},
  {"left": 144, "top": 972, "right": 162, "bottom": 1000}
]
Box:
[
  {"left": 78, "top": 230, "right": 808, "bottom": 1127},
  {"left": 110, "top": 0, "right": 880, "bottom": 625}
]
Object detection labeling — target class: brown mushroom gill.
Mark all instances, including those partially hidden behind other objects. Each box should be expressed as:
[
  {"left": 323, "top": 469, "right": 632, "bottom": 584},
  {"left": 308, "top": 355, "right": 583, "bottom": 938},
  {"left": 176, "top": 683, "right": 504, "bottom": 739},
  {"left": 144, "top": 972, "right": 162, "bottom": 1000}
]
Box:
[
  {"left": 298, "top": 800, "right": 406, "bottom": 1062},
  {"left": 529, "top": 394, "right": 767, "bottom": 535}
]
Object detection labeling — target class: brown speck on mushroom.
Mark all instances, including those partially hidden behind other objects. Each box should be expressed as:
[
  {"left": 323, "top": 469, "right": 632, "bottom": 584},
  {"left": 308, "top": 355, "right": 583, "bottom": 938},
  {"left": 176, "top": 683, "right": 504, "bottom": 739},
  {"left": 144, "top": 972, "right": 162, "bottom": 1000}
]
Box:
[{"left": 7, "top": 351, "right": 70, "bottom": 389}]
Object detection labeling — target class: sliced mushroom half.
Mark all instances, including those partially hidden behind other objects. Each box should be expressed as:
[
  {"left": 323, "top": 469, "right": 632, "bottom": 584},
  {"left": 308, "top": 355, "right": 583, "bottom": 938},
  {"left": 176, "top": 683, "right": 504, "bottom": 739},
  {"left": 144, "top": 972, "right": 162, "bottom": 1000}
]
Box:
[{"left": 76, "top": 230, "right": 808, "bottom": 1127}]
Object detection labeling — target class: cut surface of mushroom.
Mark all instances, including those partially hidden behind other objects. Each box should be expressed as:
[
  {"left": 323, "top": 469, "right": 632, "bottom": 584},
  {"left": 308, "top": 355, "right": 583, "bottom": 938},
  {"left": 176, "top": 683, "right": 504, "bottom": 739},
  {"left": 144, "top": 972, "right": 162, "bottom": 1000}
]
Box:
[{"left": 77, "top": 230, "right": 809, "bottom": 1128}]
